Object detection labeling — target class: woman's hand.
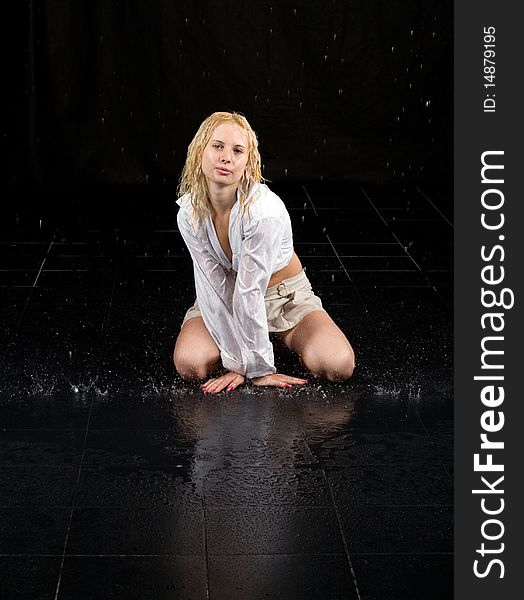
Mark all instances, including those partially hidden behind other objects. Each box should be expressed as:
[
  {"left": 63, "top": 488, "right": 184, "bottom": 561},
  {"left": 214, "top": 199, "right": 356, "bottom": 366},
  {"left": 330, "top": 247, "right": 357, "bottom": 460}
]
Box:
[
  {"left": 201, "top": 371, "right": 245, "bottom": 394},
  {"left": 251, "top": 373, "right": 308, "bottom": 389}
]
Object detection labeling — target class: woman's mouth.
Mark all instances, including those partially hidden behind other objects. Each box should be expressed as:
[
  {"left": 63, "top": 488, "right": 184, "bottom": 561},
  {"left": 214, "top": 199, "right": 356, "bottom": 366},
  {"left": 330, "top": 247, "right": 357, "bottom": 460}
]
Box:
[{"left": 216, "top": 167, "right": 232, "bottom": 175}]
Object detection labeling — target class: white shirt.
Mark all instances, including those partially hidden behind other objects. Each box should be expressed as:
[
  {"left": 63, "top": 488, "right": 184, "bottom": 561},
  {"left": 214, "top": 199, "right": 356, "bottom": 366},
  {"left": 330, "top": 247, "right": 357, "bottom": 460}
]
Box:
[{"left": 176, "top": 183, "right": 293, "bottom": 378}]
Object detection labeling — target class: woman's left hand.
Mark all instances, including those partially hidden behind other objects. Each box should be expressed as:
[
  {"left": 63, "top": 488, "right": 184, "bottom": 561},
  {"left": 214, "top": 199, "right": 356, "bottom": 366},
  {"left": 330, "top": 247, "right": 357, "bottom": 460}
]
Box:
[{"left": 201, "top": 371, "right": 245, "bottom": 394}]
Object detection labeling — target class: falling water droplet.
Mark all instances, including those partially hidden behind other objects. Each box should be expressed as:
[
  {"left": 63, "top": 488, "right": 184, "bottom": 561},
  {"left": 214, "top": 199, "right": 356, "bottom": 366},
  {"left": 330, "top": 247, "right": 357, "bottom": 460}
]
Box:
[
  {"left": 39, "top": 219, "right": 42, "bottom": 229},
  {"left": 331, "top": 273, "right": 335, "bottom": 282},
  {"left": 301, "top": 215, "right": 305, "bottom": 223},
  {"left": 69, "top": 350, "right": 72, "bottom": 361},
  {"left": 322, "top": 227, "right": 327, "bottom": 234},
  {"left": 284, "top": 168, "right": 288, "bottom": 176},
  {"left": 338, "top": 89, "right": 343, "bottom": 96}
]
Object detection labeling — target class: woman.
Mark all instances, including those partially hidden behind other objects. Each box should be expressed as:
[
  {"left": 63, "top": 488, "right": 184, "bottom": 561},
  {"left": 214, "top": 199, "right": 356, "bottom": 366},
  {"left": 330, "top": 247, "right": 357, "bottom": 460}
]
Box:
[{"left": 173, "top": 111, "right": 355, "bottom": 393}]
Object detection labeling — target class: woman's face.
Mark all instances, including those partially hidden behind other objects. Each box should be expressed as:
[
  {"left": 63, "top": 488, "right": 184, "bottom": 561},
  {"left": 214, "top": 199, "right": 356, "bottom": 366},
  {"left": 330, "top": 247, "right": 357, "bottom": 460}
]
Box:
[{"left": 201, "top": 123, "right": 249, "bottom": 189}]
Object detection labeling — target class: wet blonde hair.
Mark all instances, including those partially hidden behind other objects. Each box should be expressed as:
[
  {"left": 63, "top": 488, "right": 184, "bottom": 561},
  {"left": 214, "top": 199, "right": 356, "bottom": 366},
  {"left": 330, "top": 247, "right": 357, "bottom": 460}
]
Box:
[{"left": 177, "top": 111, "right": 264, "bottom": 222}]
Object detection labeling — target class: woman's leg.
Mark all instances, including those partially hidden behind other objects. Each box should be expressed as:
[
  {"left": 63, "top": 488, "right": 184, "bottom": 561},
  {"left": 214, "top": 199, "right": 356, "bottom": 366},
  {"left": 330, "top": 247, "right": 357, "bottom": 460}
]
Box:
[
  {"left": 173, "top": 317, "right": 221, "bottom": 381},
  {"left": 278, "top": 310, "right": 355, "bottom": 382}
]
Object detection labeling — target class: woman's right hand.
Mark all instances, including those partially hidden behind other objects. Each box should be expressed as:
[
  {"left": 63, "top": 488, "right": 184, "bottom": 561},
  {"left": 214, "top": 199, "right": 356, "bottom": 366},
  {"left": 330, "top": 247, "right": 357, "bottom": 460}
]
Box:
[{"left": 251, "top": 373, "right": 307, "bottom": 388}]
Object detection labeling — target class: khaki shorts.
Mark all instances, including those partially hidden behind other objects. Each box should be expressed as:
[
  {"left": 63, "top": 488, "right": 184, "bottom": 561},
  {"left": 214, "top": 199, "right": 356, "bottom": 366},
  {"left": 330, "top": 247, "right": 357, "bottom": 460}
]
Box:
[{"left": 182, "top": 269, "right": 324, "bottom": 333}]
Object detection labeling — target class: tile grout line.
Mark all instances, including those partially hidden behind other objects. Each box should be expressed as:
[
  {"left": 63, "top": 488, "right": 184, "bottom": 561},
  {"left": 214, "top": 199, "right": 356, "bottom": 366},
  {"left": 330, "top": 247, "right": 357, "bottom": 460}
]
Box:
[
  {"left": 54, "top": 240, "right": 119, "bottom": 598},
  {"left": 301, "top": 185, "right": 376, "bottom": 330},
  {"left": 315, "top": 443, "right": 362, "bottom": 600},
  {"left": 0, "top": 231, "right": 57, "bottom": 369},
  {"left": 360, "top": 187, "right": 452, "bottom": 309},
  {"left": 202, "top": 490, "right": 212, "bottom": 600},
  {"left": 416, "top": 186, "right": 454, "bottom": 228},
  {"left": 53, "top": 398, "right": 95, "bottom": 600}
]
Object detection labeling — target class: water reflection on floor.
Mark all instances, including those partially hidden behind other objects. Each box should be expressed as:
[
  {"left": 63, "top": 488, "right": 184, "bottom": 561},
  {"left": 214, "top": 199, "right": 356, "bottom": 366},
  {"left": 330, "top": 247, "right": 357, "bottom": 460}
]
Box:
[{"left": 0, "top": 181, "right": 453, "bottom": 599}]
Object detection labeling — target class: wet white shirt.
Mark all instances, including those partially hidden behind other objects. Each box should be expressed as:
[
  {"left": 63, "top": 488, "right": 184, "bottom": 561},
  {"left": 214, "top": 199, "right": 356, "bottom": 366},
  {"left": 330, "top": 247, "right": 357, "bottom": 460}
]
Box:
[{"left": 176, "top": 183, "right": 293, "bottom": 378}]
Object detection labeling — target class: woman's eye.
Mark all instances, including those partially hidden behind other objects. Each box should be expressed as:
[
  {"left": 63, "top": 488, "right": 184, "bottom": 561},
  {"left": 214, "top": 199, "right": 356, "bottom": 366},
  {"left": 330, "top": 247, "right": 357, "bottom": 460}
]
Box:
[{"left": 234, "top": 148, "right": 244, "bottom": 154}]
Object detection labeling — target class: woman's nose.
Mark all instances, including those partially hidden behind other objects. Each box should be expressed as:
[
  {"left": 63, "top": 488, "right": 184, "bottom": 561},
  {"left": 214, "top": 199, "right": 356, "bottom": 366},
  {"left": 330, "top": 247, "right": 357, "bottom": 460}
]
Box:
[{"left": 220, "top": 149, "right": 232, "bottom": 162}]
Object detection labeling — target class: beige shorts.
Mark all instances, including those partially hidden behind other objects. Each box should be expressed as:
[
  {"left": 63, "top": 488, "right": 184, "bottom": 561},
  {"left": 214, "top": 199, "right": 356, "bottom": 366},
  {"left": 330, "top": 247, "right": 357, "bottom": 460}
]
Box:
[{"left": 181, "top": 269, "right": 325, "bottom": 333}]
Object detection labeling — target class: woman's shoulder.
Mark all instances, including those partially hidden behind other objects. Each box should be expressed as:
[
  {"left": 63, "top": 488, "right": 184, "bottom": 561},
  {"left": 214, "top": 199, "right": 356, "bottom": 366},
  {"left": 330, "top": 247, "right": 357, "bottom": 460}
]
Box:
[
  {"left": 246, "top": 183, "right": 287, "bottom": 220},
  {"left": 176, "top": 192, "right": 192, "bottom": 209}
]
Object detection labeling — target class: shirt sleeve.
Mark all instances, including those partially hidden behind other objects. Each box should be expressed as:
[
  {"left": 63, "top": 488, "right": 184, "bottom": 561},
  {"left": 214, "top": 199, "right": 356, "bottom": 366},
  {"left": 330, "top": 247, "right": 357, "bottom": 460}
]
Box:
[
  {"left": 177, "top": 207, "right": 278, "bottom": 378},
  {"left": 233, "top": 216, "right": 284, "bottom": 377}
]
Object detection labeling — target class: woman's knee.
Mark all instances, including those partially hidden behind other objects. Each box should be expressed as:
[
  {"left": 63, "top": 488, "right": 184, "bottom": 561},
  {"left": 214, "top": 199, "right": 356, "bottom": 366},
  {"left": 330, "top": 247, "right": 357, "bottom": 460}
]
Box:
[
  {"left": 173, "top": 346, "right": 220, "bottom": 381},
  {"left": 302, "top": 344, "right": 355, "bottom": 382}
]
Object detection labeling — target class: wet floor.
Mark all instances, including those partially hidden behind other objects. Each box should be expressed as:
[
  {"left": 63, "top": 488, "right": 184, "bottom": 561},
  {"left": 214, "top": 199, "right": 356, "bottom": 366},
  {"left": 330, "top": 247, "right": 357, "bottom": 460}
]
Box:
[{"left": 0, "top": 181, "right": 453, "bottom": 599}]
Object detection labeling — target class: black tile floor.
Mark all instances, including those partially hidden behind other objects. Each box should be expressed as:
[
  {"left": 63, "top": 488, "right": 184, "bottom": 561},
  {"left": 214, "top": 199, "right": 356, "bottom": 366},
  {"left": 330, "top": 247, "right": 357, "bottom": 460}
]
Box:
[{"left": 0, "top": 181, "right": 453, "bottom": 599}]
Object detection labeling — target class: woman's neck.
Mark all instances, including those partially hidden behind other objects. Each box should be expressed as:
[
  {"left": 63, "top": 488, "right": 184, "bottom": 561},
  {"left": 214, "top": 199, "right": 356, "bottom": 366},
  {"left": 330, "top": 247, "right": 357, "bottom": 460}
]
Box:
[{"left": 207, "top": 183, "right": 238, "bottom": 217}]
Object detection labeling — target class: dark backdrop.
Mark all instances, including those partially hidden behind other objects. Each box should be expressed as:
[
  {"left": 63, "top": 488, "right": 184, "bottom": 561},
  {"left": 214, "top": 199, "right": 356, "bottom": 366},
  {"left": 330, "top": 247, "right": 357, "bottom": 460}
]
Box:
[{"left": 5, "top": 0, "right": 452, "bottom": 190}]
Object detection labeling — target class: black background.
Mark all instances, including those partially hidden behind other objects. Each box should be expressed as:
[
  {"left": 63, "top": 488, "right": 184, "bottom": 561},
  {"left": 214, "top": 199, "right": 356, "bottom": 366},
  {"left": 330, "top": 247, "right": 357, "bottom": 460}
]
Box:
[{"left": 4, "top": 0, "right": 452, "bottom": 192}]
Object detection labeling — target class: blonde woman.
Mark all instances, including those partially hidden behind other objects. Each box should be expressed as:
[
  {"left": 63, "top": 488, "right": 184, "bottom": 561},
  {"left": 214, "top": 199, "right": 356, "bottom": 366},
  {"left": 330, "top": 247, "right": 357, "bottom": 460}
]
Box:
[{"left": 173, "top": 112, "right": 355, "bottom": 393}]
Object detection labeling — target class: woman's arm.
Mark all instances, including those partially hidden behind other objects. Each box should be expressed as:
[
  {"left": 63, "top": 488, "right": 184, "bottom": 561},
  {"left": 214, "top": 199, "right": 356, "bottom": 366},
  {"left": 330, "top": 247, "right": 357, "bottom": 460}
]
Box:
[{"left": 232, "top": 216, "right": 284, "bottom": 377}]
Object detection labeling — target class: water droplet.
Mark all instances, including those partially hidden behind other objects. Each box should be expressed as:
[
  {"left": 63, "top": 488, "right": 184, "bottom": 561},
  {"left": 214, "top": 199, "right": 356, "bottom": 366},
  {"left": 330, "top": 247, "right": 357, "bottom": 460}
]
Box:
[
  {"left": 391, "top": 46, "right": 395, "bottom": 52},
  {"left": 322, "top": 227, "right": 327, "bottom": 234},
  {"left": 284, "top": 168, "right": 288, "bottom": 176},
  {"left": 294, "top": 8, "right": 297, "bottom": 16},
  {"left": 338, "top": 88, "right": 343, "bottom": 96},
  {"left": 301, "top": 215, "right": 305, "bottom": 223},
  {"left": 331, "top": 273, "right": 335, "bottom": 282},
  {"left": 410, "top": 30, "right": 414, "bottom": 36}
]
